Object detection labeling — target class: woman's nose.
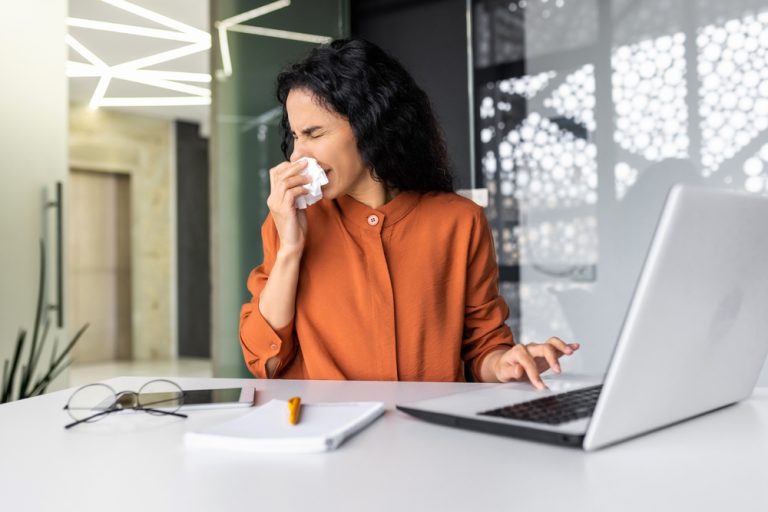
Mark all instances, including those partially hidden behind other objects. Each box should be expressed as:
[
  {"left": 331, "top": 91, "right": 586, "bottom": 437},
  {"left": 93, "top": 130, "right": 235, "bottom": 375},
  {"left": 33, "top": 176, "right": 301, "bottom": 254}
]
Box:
[
  {"left": 290, "top": 145, "right": 304, "bottom": 163},
  {"left": 290, "top": 137, "right": 308, "bottom": 162}
]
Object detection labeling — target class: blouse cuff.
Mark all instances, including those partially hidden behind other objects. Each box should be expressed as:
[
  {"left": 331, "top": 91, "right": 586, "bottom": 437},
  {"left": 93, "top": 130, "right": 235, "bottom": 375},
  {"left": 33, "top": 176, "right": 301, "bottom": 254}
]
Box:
[{"left": 239, "top": 308, "right": 296, "bottom": 378}]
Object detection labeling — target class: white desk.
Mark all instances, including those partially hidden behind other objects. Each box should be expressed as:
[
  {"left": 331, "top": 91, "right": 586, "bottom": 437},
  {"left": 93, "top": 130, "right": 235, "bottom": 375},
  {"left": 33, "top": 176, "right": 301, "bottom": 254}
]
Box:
[{"left": 1, "top": 376, "right": 767, "bottom": 512}]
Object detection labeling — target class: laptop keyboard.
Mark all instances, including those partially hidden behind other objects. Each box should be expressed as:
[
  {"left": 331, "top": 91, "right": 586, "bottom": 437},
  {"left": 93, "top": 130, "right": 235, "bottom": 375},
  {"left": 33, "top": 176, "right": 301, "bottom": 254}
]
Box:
[{"left": 478, "top": 384, "right": 603, "bottom": 425}]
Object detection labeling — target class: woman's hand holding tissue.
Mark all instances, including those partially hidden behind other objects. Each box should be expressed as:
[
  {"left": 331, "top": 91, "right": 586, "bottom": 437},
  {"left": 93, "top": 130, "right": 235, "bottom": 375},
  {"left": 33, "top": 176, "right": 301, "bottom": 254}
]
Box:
[{"left": 267, "top": 159, "right": 312, "bottom": 256}]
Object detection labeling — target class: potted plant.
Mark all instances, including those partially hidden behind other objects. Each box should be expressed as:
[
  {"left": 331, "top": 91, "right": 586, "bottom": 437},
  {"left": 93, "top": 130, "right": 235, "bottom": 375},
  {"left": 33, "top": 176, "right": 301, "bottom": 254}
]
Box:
[{"left": 1, "top": 241, "right": 88, "bottom": 403}]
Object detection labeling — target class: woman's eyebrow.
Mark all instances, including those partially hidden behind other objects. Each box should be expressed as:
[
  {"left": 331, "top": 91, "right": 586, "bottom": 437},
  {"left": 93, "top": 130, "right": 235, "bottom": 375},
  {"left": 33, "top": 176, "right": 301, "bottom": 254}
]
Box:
[
  {"left": 299, "top": 126, "right": 323, "bottom": 135},
  {"left": 289, "top": 126, "right": 325, "bottom": 137}
]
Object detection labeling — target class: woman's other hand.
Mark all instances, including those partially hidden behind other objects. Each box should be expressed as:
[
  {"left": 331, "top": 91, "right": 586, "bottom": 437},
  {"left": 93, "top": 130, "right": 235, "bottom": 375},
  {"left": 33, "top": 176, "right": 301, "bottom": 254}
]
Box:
[
  {"left": 491, "top": 338, "right": 580, "bottom": 390},
  {"left": 267, "top": 159, "right": 312, "bottom": 255}
]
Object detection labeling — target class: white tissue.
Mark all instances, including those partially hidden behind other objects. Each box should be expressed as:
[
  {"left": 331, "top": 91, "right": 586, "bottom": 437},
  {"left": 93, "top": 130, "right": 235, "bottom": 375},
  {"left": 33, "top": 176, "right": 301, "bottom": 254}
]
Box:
[{"left": 294, "top": 157, "right": 329, "bottom": 209}]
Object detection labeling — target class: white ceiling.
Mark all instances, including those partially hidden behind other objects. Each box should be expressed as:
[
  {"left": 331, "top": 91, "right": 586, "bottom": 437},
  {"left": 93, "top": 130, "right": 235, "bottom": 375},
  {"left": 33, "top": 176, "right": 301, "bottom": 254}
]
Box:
[{"left": 67, "top": 0, "right": 210, "bottom": 128}]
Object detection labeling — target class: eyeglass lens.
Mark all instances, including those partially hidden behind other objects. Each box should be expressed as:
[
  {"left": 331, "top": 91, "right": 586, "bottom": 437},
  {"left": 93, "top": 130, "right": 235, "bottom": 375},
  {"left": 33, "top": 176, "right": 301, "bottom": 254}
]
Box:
[
  {"left": 64, "top": 379, "right": 185, "bottom": 422},
  {"left": 137, "top": 379, "right": 185, "bottom": 415},
  {"left": 64, "top": 383, "right": 116, "bottom": 422}
]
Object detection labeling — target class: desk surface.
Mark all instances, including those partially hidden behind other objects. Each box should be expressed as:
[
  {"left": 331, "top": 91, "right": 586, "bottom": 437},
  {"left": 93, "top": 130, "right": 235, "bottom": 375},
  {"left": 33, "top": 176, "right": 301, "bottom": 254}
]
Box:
[{"left": 1, "top": 376, "right": 767, "bottom": 512}]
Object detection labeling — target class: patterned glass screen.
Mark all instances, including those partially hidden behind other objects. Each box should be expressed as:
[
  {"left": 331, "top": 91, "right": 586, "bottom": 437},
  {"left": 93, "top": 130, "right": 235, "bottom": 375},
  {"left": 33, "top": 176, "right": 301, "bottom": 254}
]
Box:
[{"left": 472, "top": 0, "right": 768, "bottom": 369}]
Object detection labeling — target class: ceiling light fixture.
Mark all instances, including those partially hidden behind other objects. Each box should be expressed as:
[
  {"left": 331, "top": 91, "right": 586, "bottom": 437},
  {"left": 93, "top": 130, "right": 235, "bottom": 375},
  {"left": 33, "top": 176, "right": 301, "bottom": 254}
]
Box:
[
  {"left": 67, "top": 62, "right": 211, "bottom": 83},
  {"left": 101, "top": 0, "right": 209, "bottom": 41},
  {"left": 226, "top": 24, "right": 331, "bottom": 44},
  {"left": 113, "top": 41, "right": 209, "bottom": 71},
  {"left": 66, "top": 0, "right": 211, "bottom": 109},
  {"left": 214, "top": 0, "right": 332, "bottom": 79},
  {"left": 98, "top": 97, "right": 211, "bottom": 107},
  {"left": 90, "top": 76, "right": 112, "bottom": 110},
  {"left": 66, "top": 17, "right": 202, "bottom": 42},
  {"left": 66, "top": 33, "right": 107, "bottom": 68}
]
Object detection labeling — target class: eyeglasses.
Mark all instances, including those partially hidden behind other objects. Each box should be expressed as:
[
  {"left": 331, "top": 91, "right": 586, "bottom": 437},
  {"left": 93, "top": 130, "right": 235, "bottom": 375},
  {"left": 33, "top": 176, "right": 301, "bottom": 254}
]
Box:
[{"left": 63, "top": 379, "right": 188, "bottom": 429}]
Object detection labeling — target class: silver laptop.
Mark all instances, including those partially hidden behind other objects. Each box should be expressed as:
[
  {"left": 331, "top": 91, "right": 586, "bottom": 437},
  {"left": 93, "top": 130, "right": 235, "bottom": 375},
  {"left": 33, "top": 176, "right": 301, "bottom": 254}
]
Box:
[{"left": 397, "top": 185, "right": 768, "bottom": 450}]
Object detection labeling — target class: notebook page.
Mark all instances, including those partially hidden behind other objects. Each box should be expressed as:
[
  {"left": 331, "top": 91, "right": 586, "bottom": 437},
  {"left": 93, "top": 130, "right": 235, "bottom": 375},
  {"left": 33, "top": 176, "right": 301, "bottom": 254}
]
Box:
[{"left": 185, "top": 399, "right": 385, "bottom": 453}]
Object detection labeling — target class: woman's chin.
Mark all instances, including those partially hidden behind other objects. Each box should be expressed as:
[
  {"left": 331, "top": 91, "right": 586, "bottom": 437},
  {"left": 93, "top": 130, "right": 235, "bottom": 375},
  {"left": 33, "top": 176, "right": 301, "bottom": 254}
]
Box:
[
  {"left": 320, "top": 186, "right": 336, "bottom": 200},
  {"left": 320, "top": 179, "right": 337, "bottom": 198}
]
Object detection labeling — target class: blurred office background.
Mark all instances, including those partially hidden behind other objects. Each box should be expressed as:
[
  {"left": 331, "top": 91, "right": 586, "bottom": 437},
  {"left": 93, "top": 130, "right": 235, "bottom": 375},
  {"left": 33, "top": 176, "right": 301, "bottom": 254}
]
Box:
[{"left": 1, "top": 0, "right": 767, "bottom": 392}]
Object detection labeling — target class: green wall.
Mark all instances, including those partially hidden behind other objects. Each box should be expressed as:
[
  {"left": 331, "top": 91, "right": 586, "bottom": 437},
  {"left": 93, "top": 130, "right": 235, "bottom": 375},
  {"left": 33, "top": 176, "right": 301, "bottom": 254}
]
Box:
[{"left": 210, "top": 0, "right": 349, "bottom": 377}]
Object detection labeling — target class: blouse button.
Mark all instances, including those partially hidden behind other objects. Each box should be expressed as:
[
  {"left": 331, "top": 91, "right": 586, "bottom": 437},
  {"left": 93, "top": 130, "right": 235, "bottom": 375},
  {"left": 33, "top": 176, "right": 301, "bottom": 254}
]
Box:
[
  {"left": 270, "top": 343, "right": 278, "bottom": 351},
  {"left": 367, "top": 214, "right": 379, "bottom": 226}
]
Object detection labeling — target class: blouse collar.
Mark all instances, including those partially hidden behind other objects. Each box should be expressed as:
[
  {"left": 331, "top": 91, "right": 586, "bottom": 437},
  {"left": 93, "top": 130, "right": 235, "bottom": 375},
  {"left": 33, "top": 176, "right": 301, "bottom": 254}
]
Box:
[{"left": 334, "top": 190, "right": 421, "bottom": 229}]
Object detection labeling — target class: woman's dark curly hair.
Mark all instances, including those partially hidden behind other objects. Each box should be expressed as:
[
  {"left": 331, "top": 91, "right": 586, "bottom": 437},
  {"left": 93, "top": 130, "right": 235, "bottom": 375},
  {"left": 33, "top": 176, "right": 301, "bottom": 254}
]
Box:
[{"left": 276, "top": 38, "right": 454, "bottom": 193}]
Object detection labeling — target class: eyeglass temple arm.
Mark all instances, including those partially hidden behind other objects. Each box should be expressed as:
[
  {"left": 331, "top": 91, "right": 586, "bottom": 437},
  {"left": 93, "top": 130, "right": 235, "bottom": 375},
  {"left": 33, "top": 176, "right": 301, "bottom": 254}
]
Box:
[
  {"left": 63, "top": 408, "right": 116, "bottom": 429},
  {"left": 139, "top": 407, "right": 188, "bottom": 419},
  {"left": 64, "top": 406, "right": 186, "bottom": 429}
]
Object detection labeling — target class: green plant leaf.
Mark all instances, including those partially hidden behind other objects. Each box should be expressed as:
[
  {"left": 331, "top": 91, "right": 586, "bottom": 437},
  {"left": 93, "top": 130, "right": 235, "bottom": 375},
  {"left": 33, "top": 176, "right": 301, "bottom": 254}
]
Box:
[
  {"left": 29, "top": 323, "right": 89, "bottom": 397},
  {"left": 2, "top": 330, "right": 26, "bottom": 403},
  {"left": 21, "top": 240, "right": 46, "bottom": 398},
  {"left": 1, "top": 359, "right": 9, "bottom": 403}
]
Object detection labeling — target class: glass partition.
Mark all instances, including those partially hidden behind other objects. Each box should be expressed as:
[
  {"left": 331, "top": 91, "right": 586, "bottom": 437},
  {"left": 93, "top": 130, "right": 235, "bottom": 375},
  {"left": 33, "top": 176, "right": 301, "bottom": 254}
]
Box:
[
  {"left": 211, "top": 0, "right": 349, "bottom": 377},
  {"left": 471, "top": 0, "right": 768, "bottom": 374}
]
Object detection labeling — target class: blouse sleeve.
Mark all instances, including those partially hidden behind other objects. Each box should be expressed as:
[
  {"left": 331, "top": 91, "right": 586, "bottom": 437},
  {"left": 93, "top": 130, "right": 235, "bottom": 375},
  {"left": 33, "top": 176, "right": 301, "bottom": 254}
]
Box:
[
  {"left": 239, "top": 214, "right": 298, "bottom": 378},
  {"left": 461, "top": 206, "right": 516, "bottom": 380}
]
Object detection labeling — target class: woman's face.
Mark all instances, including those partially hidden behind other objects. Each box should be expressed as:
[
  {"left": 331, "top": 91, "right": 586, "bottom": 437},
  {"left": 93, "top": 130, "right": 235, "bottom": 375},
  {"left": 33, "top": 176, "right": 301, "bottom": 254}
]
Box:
[{"left": 286, "top": 88, "right": 375, "bottom": 201}]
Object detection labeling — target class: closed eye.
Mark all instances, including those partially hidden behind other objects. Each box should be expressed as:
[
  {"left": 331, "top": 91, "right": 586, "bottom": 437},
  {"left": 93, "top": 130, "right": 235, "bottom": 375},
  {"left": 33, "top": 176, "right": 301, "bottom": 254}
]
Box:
[{"left": 291, "top": 132, "right": 323, "bottom": 140}]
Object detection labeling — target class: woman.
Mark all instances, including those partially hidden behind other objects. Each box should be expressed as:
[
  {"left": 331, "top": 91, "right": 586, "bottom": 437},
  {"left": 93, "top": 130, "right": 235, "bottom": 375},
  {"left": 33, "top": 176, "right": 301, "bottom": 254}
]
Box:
[{"left": 239, "top": 38, "right": 579, "bottom": 387}]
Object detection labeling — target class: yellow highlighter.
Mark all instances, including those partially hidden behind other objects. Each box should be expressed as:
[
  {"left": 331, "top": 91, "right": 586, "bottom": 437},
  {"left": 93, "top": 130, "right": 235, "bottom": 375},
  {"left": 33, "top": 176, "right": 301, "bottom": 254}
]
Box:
[{"left": 287, "top": 396, "right": 302, "bottom": 425}]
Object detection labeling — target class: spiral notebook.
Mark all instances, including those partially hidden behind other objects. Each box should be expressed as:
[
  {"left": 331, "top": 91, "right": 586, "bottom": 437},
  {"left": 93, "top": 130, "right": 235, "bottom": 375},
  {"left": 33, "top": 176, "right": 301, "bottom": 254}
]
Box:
[{"left": 184, "top": 399, "right": 385, "bottom": 453}]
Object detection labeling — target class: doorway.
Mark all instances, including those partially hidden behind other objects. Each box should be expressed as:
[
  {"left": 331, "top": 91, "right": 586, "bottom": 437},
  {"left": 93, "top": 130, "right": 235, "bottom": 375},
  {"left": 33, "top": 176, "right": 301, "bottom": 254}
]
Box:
[{"left": 67, "top": 169, "right": 132, "bottom": 364}]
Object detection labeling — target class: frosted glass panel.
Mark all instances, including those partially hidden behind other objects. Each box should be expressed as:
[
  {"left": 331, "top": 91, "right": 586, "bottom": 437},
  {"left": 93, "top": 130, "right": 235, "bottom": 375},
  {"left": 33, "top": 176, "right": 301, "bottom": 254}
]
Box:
[{"left": 471, "top": 0, "right": 768, "bottom": 378}]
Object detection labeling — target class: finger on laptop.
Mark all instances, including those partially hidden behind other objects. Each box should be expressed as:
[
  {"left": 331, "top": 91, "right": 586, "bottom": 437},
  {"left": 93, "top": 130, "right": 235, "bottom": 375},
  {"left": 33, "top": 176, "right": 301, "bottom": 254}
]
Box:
[
  {"left": 530, "top": 343, "right": 562, "bottom": 374},
  {"left": 541, "top": 344, "right": 561, "bottom": 373},
  {"left": 545, "top": 336, "right": 577, "bottom": 356},
  {"left": 512, "top": 346, "right": 547, "bottom": 390}
]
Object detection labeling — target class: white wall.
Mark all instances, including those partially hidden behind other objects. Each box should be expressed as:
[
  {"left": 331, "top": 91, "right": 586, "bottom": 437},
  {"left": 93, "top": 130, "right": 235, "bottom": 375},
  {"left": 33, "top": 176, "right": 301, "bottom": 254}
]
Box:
[{"left": 0, "top": 1, "right": 69, "bottom": 395}]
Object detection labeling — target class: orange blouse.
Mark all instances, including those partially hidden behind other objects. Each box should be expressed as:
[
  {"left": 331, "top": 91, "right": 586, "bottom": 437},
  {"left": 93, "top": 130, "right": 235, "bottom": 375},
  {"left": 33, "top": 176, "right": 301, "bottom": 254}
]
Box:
[{"left": 239, "top": 191, "right": 516, "bottom": 381}]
